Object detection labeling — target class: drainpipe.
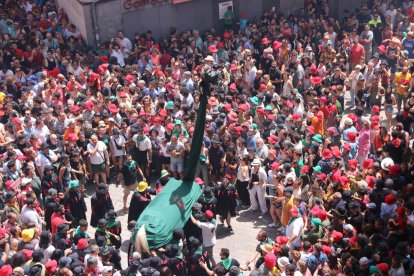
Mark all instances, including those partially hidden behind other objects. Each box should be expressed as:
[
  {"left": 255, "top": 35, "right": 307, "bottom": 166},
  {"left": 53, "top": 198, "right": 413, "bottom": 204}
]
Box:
[{"left": 91, "top": 0, "right": 100, "bottom": 47}]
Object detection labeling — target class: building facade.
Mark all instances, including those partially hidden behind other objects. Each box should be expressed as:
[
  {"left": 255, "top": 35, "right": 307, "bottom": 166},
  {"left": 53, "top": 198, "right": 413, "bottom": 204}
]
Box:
[{"left": 58, "top": 0, "right": 362, "bottom": 46}]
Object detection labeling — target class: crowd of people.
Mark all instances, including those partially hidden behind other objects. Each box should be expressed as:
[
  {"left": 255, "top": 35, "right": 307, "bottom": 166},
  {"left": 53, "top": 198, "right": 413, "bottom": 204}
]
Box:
[{"left": 0, "top": 0, "right": 414, "bottom": 275}]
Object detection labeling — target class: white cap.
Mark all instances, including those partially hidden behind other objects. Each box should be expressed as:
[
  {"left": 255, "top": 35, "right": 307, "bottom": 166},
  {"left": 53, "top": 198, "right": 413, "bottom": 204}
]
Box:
[{"left": 359, "top": 257, "right": 369, "bottom": 265}]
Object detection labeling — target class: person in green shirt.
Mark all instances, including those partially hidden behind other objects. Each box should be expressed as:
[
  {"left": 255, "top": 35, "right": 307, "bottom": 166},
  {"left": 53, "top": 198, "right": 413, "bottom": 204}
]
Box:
[{"left": 223, "top": 6, "right": 234, "bottom": 30}]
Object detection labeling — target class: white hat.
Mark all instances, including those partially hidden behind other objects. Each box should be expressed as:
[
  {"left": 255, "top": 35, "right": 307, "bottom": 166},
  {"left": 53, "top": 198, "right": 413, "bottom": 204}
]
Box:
[
  {"left": 101, "top": 266, "right": 112, "bottom": 274},
  {"left": 343, "top": 224, "right": 354, "bottom": 232},
  {"left": 359, "top": 257, "right": 369, "bottom": 265},
  {"left": 277, "top": 256, "right": 290, "bottom": 269},
  {"left": 366, "top": 202, "right": 376, "bottom": 209},
  {"left": 355, "top": 65, "right": 362, "bottom": 70},
  {"left": 205, "top": 55, "right": 214, "bottom": 62},
  {"left": 251, "top": 159, "right": 261, "bottom": 166},
  {"left": 381, "top": 157, "right": 394, "bottom": 171},
  {"left": 344, "top": 117, "right": 353, "bottom": 126},
  {"left": 21, "top": 178, "right": 32, "bottom": 185}
]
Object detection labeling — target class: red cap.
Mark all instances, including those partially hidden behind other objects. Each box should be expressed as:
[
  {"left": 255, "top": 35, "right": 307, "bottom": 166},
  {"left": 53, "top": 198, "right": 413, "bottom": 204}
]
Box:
[
  {"left": 372, "top": 105, "right": 380, "bottom": 113},
  {"left": 388, "top": 165, "right": 400, "bottom": 176},
  {"left": 223, "top": 104, "right": 232, "bottom": 113},
  {"left": 292, "top": 113, "right": 301, "bottom": 120},
  {"left": 268, "top": 135, "right": 278, "bottom": 144},
  {"left": 349, "top": 236, "right": 358, "bottom": 245},
  {"left": 71, "top": 105, "right": 80, "bottom": 113},
  {"left": 311, "top": 76, "right": 323, "bottom": 85},
  {"left": 264, "top": 253, "right": 276, "bottom": 269},
  {"left": 301, "top": 165, "right": 310, "bottom": 173},
  {"left": 22, "top": 249, "right": 33, "bottom": 260},
  {"left": 230, "top": 64, "right": 238, "bottom": 71},
  {"left": 306, "top": 126, "right": 315, "bottom": 134},
  {"left": 347, "top": 132, "right": 357, "bottom": 142},
  {"left": 166, "top": 123, "right": 174, "bottom": 130},
  {"left": 271, "top": 162, "right": 279, "bottom": 170},
  {"left": 331, "top": 146, "right": 340, "bottom": 158},
  {"left": 238, "top": 104, "right": 248, "bottom": 112},
  {"left": 259, "top": 83, "right": 266, "bottom": 89},
  {"left": 322, "top": 149, "right": 333, "bottom": 159},
  {"left": 159, "top": 109, "right": 167, "bottom": 117},
  {"left": 322, "top": 245, "right": 333, "bottom": 255},
  {"left": 332, "top": 230, "right": 343, "bottom": 243},
  {"left": 205, "top": 210, "right": 214, "bottom": 220},
  {"left": 108, "top": 104, "right": 118, "bottom": 114},
  {"left": 208, "top": 44, "right": 218, "bottom": 53},
  {"left": 362, "top": 159, "right": 374, "bottom": 169},
  {"left": 348, "top": 114, "right": 357, "bottom": 123},
  {"left": 11, "top": 117, "right": 21, "bottom": 124},
  {"left": 348, "top": 159, "right": 359, "bottom": 169},
  {"left": 0, "top": 265, "right": 12, "bottom": 276},
  {"left": 289, "top": 207, "right": 299, "bottom": 218},
  {"left": 385, "top": 194, "right": 395, "bottom": 205},
  {"left": 45, "top": 260, "right": 58, "bottom": 274},
  {"left": 125, "top": 74, "right": 135, "bottom": 83},
  {"left": 366, "top": 175, "right": 375, "bottom": 189},
  {"left": 275, "top": 236, "right": 289, "bottom": 245},
  {"left": 5, "top": 179, "right": 21, "bottom": 190},
  {"left": 84, "top": 101, "right": 94, "bottom": 110},
  {"left": 77, "top": 238, "right": 88, "bottom": 250},
  {"left": 317, "top": 173, "right": 327, "bottom": 181},
  {"left": 261, "top": 37, "right": 270, "bottom": 45},
  {"left": 223, "top": 32, "right": 231, "bottom": 38},
  {"left": 376, "top": 263, "right": 389, "bottom": 273}
]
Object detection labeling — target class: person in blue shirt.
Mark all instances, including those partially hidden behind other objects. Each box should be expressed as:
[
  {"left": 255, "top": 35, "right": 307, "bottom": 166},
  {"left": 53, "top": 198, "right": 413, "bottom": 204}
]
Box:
[{"left": 402, "top": 32, "right": 414, "bottom": 59}]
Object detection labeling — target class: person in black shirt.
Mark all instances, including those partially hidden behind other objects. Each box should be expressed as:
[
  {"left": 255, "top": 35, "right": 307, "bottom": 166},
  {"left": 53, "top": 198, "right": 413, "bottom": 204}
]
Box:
[
  {"left": 118, "top": 154, "right": 145, "bottom": 213},
  {"left": 269, "top": 61, "right": 283, "bottom": 94}
]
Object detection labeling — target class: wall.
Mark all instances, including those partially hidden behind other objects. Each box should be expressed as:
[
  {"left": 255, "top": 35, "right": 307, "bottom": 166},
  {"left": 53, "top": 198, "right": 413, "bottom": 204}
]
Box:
[
  {"left": 280, "top": 0, "right": 304, "bottom": 15},
  {"left": 94, "top": 0, "right": 124, "bottom": 43},
  {"left": 56, "top": 0, "right": 88, "bottom": 39}
]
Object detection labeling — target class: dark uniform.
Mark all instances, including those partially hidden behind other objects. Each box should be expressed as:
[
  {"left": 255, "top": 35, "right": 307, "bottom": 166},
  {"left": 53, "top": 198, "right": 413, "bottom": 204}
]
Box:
[{"left": 90, "top": 184, "right": 114, "bottom": 227}]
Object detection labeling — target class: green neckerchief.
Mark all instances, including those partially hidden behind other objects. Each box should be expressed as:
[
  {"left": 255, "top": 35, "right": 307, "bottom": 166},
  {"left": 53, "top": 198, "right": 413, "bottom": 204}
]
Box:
[
  {"left": 96, "top": 227, "right": 110, "bottom": 239},
  {"left": 136, "top": 134, "right": 147, "bottom": 143},
  {"left": 222, "top": 257, "right": 232, "bottom": 270},
  {"left": 107, "top": 219, "right": 117, "bottom": 228},
  {"left": 123, "top": 160, "right": 136, "bottom": 169},
  {"left": 75, "top": 226, "right": 90, "bottom": 239},
  {"left": 288, "top": 213, "right": 302, "bottom": 226}
]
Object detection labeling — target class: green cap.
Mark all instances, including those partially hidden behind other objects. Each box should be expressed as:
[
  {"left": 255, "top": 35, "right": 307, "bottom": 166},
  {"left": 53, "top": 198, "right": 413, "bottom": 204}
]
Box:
[
  {"left": 265, "top": 105, "right": 273, "bottom": 111},
  {"left": 166, "top": 101, "right": 174, "bottom": 110},
  {"left": 311, "top": 217, "right": 322, "bottom": 226},
  {"left": 250, "top": 123, "right": 258, "bottom": 130},
  {"left": 174, "top": 119, "right": 182, "bottom": 125},
  {"left": 249, "top": 96, "right": 259, "bottom": 105},
  {"left": 312, "top": 134, "right": 323, "bottom": 143},
  {"left": 70, "top": 180, "right": 80, "bottom": 189},
  {"left": 313, "top": 165, "right": 322, "bottom": 174}
]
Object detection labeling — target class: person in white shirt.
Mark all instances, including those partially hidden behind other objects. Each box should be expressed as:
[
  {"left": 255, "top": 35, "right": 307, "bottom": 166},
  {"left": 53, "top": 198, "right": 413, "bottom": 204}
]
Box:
[
  {"left": 20, "top": 197, "right": 45, "bottom": 228},
  {"left": 109, "top": 128, "right": 126, "bottom": 173},
  {"left": 248, "top": 159, "right": 268, "bottom": 214},
  {"left": 35, "top": 143, "right": 58, "bottom": 179},
  {"left": 190, "top": 210, "right": 217, "bottom": 266},
  {"left": 33, "top": 119, "right": 50, "bottom": 144},
  {"left": 132, "top": 126, "right": 152, "bottom": 178},
  {"left": 285, "top": 207, "right": 304, "bottom": 249},
  {"left": 117, "top": 31, "right": 132, "bottom": 52},
  {"left": 87, "top": 134, "right": 110, "bottom": 185},
  {"left": 109, "top": 42, "right": 126, "bottom": 67}
]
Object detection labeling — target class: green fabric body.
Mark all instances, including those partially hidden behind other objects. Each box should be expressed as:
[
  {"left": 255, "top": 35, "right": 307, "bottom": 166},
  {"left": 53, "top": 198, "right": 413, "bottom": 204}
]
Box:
[
  {"left": 132, "top": 81, "right": 209, "bottom": 249},
  {"left": 134, "top": 178, "right": 202, "bottom": 249}
]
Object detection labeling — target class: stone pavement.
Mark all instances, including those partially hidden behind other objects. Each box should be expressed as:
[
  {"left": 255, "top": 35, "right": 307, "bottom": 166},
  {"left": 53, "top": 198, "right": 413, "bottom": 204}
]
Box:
[{"left": 83, "top": 182, "right": 279, "bottom": 272}]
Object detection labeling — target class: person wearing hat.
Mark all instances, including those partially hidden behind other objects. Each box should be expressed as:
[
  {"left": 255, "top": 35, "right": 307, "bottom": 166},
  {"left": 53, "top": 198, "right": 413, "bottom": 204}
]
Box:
[
  {"left": 90, "top": 183, "right": 114, "bottom": 228},
  {"left": 155, "top": 169, "right": 170, "bottom": 194},
  {"left": 285, "top": 207, "right": 304, "bottom": 250},
  {"left": 127, "top": 181, "right": 151, "bottom": 223},
  {"left": 248, "top": 159, "right": 268, "bottom": 214},
  {"left": 95, "top": 218, "right": 121, "bottom": 249},
  {"left": 63, "top": 180, "right": 86, "bottom": 228}
]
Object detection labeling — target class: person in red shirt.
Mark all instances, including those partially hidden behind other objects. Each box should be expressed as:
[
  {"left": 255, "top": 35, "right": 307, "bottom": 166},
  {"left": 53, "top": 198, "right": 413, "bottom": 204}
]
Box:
[
  {"left": 350, "top": 37, "right": 365, "bottom": 69},
  {"left": 51, "top": 204, "right": 71, "bottom": 235}
]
